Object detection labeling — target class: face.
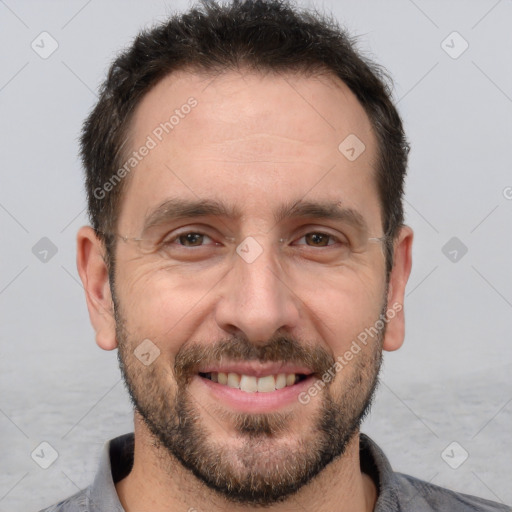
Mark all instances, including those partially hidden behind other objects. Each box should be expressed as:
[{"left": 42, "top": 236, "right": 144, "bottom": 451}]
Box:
[{"left": 109, "top": 69, "right": 392, "bottom": 505}]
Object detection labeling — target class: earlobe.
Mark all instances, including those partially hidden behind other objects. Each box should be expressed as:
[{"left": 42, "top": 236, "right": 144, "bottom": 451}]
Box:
[
  {"left": 382, "top": 225, "right": 413, "bottom": 352},
  {"left": 76, "top": 226, "right": 118, "bottom": 351}
]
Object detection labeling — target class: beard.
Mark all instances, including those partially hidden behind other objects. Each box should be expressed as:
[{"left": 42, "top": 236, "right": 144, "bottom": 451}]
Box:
[{"left": 113, "top": 291, "right": 386, "bottom": 506}]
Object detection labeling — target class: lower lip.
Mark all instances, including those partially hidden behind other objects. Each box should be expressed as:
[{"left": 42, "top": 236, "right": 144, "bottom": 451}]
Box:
[{"left": 194, "top": 374, "right": 316, "bottom": 413}]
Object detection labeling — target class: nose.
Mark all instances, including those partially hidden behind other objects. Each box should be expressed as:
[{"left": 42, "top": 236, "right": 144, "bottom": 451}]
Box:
[{"left": 214, "top": 237, "right": 301, "bottom": 344}]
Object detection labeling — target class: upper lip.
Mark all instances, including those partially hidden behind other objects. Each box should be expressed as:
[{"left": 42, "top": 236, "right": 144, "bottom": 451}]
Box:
[{"left": 197, "top": 361, "right": 313, "bottom": 378}]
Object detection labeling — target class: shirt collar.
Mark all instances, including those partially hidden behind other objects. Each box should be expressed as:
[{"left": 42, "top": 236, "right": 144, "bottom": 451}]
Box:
[
  {"left": 86, "top": 433, "right": 133, "bottom": 511},
  {"left": 87, "top": 432, "right": 399, "bottom": 511},
  {"left": 359, "top": 433, "right": 401, "bottom": 511}
]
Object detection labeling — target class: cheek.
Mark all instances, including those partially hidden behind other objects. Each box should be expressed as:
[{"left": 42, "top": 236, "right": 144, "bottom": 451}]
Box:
[
  {"left": 294, "top": 264, "right": 385, "bottom": 354},
  {"left": 116, "top": 251, "right": 386, "bottom": 356},
  {"left": 116, "top": 261, "right": 219, "bottom": 347}
]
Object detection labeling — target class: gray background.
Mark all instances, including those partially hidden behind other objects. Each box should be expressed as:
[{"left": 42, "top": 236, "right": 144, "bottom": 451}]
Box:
[{"left": 1, "top": 0, "right": 511, "bottom": 510}]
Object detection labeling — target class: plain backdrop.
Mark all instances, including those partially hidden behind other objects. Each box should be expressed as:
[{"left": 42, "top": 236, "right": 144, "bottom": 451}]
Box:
[{"left": 0, "top": 0, "right": 511, "bottom": 511}]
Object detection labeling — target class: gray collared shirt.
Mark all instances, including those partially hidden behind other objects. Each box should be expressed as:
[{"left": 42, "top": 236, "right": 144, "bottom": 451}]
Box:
[{"left": 39, "top": 432, "right": 510, "bottom": 512}]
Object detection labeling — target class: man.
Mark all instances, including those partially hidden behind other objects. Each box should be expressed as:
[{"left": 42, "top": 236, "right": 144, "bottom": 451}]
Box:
[{"left": 40, "top": 0, "right": 509, "bottom": 511}]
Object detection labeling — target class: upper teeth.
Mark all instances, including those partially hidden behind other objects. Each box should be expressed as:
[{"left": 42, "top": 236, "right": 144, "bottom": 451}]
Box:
[{"left": 206, "top": 372, "right": 299, "bottom": 393}]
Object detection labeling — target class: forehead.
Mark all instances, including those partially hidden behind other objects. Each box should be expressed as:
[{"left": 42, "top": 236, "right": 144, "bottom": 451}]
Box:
[{"left": 118, "top": 67, "right": 381, "bottom": 233}]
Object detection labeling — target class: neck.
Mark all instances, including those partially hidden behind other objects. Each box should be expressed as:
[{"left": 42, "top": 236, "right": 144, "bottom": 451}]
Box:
[{"left": 116, "top": 414, "right": 377, "bottom": 512}]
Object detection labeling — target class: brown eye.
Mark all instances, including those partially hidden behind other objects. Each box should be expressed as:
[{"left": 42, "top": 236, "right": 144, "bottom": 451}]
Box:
[
  {"left": 295, "top": 232, "right": 341, "bottom": 247},
  {"left": 177, "top": 233, "right": 207, "bottom": 247},
  {"left": 305, "top": 233, "right": 332, "bottom": 247}
]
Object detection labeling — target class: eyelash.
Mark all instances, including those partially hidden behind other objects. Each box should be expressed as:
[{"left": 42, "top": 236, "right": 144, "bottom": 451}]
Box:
[{"left": 161, "top": 230, "right": 347, "bottom": 249}]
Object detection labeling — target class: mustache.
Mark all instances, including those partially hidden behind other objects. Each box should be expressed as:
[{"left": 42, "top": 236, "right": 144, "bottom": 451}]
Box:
[{"left": 173, "top": 334, "right": 336, "bottom": 385}]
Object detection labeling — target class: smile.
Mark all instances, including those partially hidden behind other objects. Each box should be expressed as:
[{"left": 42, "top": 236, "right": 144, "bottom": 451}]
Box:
[{"left": 199, "top": 372, "right": 308, "bottom": 393}]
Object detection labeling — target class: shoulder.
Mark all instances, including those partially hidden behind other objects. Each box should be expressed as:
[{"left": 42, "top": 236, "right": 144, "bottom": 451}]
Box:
[
  {"left": 394, "top": 472, "right": 511, "bottom": 512},
  {"left": 37, "top": 488, "right": 89, "bottom": 512}
]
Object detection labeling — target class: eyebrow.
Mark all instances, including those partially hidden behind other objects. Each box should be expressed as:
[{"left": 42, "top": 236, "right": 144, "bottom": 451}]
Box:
[{"left": 141, "top": 197, "right": 369, "bottom": 235}]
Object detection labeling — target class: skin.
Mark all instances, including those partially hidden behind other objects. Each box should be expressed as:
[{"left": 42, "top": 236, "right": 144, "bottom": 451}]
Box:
[{"left": 77, "top": 68, "right": 413, "bottom": 512}]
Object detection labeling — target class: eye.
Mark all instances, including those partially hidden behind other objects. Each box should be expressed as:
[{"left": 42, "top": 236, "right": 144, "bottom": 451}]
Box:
[
  {"left": 293, "top": 232, "right": 345, "bottom": 248},
  {"left": 163, "top": 231, "right": 217, "bottom": 248},
  {"left": 160, "top": 230, "right": 346, "bottom": 249}
]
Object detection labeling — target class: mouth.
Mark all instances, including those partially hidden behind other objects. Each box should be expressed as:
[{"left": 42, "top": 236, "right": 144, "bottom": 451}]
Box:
[
  {"left": 194, "top": 362, "right": 317, "bottom": 413},
  {"left": 193, "top": 361, "right": 318, "bottom": 412},
  {"left": 198, "top": 371, "right": 309, "bottom": 393}
]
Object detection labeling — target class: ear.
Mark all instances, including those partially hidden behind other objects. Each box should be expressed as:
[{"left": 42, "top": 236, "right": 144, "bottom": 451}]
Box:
[
  {"left": 76, "top": 226, "right": 118, "bottom": 351},
  {"left": 382, "top": 225, "right": 413, "bottom": 352}
]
